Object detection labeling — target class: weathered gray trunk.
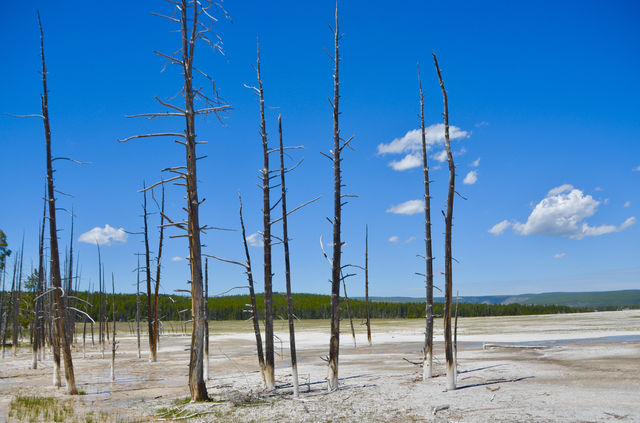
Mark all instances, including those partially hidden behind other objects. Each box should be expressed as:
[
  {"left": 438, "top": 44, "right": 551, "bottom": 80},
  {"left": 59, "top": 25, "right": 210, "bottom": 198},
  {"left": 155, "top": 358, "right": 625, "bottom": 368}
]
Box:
[
  {"left": 254, "top": 43, "right": 275, "bottom": 390},
  {"left": 365, "top": 226, "right": 371, "bottom": 346},
  {"left": 433, "top": 53, "right": 456, "bottom": 391},
  {"left": 111, "top": 274, "right": 116, "bottom": 381},
  {"left": 40, "top": 13, "right": 77, "bottom": 394},
  {"left": 328, "top": 0, "right": 342, "bottom": 392},
  {"left": 142, "top": 186, "right": 156, "bottom": 362},
  {"left": 152, "top": 185, "right": 165, "bottom": 362},
  {"left": 278, "top": 116, "right": 300, "bottom": 397},
  {"left": 417, "top": 66, "right": 435, "bottom": 380},
  {"left": 203, "top": 258, "right": 209, "bottom": 380},
  {"left": 136, "top": 257, "right": 141, "bottom": 359},
  {"left": 238, "top": 195, "right": 266, "bottom": 383}
]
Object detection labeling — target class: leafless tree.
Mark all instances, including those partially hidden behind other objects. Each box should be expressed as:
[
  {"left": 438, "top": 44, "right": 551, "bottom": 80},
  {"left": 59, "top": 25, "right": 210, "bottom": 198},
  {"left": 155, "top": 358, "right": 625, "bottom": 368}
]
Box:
[
  {"left": 142, "top": 185, "right": 157, "bottom": 362},
  {"left": 277, "top": 116, "right": 299, "bottom": 397},
  {"left": 119, "top": 0, "right": 230, "bottom": 401},
  {"left": 365, "top": 225, "right": 371, "bottom": 346},
  {"left": 433, "top": 52, "right": 456, "bottom": 391},
  {"left": 12, "top": 239, "right": 24, "bottom": 356},
  {"left": 38, "top": 13, "right": 77, "bottom": 394},
  {"left": 110, "top": 274, "right": 117, "bottom": 381},
  {"left": 203, "top": 258, "right": 209, "bottom": 380},
  {"left": 153, "top": 185, "right": 165, "bottom": 360},
  {"left": 33, "top": 205, "right": 46, "bottom": 369},
  {"left": 417, "top": 65, "right": 435, "bottom": 379},
  {"left": 454, "top": 291, "right": 459, "bottom": 372},
  {"left": 136, "top": 255, "right": 141, "bottom": 359},
  {"left": 327, "top": 0, "right": 355, "bottom": 391}
]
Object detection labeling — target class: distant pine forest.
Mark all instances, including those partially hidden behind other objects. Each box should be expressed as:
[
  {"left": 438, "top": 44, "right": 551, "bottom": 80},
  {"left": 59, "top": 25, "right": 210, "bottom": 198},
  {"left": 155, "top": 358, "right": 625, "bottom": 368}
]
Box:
[{"left": 61, "top": 292, "right": 607, "bottom": 322}]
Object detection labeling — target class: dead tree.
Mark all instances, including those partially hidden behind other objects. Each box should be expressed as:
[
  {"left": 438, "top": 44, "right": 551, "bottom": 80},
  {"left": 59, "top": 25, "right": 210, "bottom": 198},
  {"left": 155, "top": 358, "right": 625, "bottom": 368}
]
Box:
[
  {"left": 136, "top": 256, "right": 141, "bottom": 359},
  {"left": 153, "top": 185, "right": 165, "bottom": 358},
  {"left": 142, "top": 185, "right": 156, "bottom": 362},
  {"left": 203, "top": 258, "right": 209, "bottom": 380},
  {"left": 418, "top": 65, "right": 435, "bottom": 379},
  {"left": 33, "top": 206, "right": 46, "bottom": 369},
  {"left": 277, "top": 116, "right": 299, "bottom": 397},
  {"left": 454, "top": 291, "right": 459, "bottom": 372},
  {"left": 365, "top": 225, "right": 371, "bottom": 346},
  {"left": 119, "top": 0, "right": 230, "bottom": 401},
  {"left": 327, "top": 0, "right": 355, "bottom": 391},
  {"left": 110, "top": 274, "right": 117, "bottom": 381},
  {"left": 433, "top": 52, "right": 456, "bottom": 391},
  {"left": 39, "top": 13, "right": 77, "bottom": 394},
  {"left": 13, "top": 239, "right": 24, "bottom": 356},
  {"left": 248, "top": 41, "right": 275, "bottom": 390}
]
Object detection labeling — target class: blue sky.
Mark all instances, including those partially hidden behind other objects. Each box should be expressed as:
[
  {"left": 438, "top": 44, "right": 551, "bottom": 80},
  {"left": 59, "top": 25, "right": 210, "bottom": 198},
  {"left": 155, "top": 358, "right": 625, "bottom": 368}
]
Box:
[{"left": 1, "top": 0, "right": 639, "bottom": 298}]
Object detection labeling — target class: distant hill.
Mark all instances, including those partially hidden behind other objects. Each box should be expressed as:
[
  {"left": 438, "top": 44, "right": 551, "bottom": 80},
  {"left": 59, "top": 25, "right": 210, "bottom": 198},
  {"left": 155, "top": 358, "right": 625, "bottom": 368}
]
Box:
[{"left": 364, "top": 290, "right": 640, "bottom": 308}]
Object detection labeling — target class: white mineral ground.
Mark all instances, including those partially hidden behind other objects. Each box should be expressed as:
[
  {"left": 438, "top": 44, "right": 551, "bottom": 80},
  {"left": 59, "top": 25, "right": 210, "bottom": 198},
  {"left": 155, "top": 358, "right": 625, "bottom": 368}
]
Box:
[{"left": 1, "top": 310, "right": 639, "bottom": 422}]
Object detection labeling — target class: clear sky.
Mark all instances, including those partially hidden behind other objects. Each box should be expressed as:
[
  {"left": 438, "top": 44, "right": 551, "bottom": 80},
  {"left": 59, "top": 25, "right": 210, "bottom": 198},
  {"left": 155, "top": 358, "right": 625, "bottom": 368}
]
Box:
[{"left": 1, "top": 0, "right": 639, "bottom": 298}]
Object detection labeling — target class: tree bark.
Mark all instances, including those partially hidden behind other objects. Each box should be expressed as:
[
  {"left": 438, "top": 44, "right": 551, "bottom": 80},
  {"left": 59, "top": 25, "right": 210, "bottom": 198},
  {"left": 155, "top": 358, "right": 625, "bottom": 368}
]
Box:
[
  {"left": 153, "top": 185, "right": 165, "bottom": 361},
  {"left": 39, "top": 12, "right": 77, "bottom": 394},
  {"left": 278, "top": 116, "right": 300, "bottom": 397},
  {"left": 203, "top": 258, "right": 209, "bottom": 380},
  {"left": 142, "top": 186, "right": 156, "bottom": 362},
  {"left": 136, "top": 256, "right": 141, "bottom": 359},
  {"left": 110, "top": 274, "right": 116, "bottom": 381},
  {"left": 418, "top": 65, "right": 435, "bottom": 380},
  {"left": 328, "top": 0, "right": 342, "bottom": 392},
  {"left": 238, "top": 195, "right": 266, "bottom": 383},
  {"left": 180, "top": 1, "right": 208, "bottom": 401},
  {"left": 433, "top": 52, "right": 456, "bottom": 391},
  {"left": 365, "top": 225, "right": 371, "bottom": 346}
]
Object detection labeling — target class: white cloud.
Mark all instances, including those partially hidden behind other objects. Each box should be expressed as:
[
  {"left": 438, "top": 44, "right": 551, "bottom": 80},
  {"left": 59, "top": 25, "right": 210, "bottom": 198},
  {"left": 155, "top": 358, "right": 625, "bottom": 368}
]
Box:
[
  {"left": 386, "top": 200, "right": 424, "bottom": 215},
  {"left": 509, "top": 185, "right": 636, "bottom": 239},
  {"left": 78, "top": 224, "right": 127, "bottom": 246},
  {"left": 624, "top": 201, "right": 631, "bottom": 208},
  {"left": 470, "top": 158, "right": 480, "bottom": 167},
  {"left": 404, "top": 236, "right": 416, "bottom": 244},
  {"left": 171, "top": 256, "right": 184, "bottom": 262},
  {"left": 389, "top": 153, "right": 421, "bottom": 171},
  {"left": 488, "top": 220, "right": 511, "bottom": 236},
  {"left": 433, "top": 150, "right": 448, "bottom": 163},
  {"left": 463, "top": 170, "right": 478, "bottom": 185},
  {"left": 475, "top": 121, "right": 489, "bottom": 127},
  {"left": 376, "top": 124, "right": 469, "bottom": 155},
  {"left": 633, "top": 166, "right": 640, "bottom": 172},
  {"left": 554, "top": 253, "right": 567, "bottom": 259},
  {"left": 388, "top": 235, "right": 400, "bottom": 243},
  {"left": 246, "top": 233, "right": 264, "bottom": 247}
]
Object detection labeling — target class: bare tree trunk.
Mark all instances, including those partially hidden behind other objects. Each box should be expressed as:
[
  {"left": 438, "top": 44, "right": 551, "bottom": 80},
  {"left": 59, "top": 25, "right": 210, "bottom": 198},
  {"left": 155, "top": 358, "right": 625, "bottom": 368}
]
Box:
[
  {"left": 277, "top": 116, "right": 300, "bottom": 397},
  {"left": 143, "top": 186, "right": 156, "bottom": 362},
  {"left": 66, "top": 217, "right": 74, "bottom": 347},
  {"left": 328, "top": 0, "right": 343, "bottom": 392},
  {"left": 341, "top": 272, "right": 356, "bottom": 348},
  {"left": 454, "top": 291, "right": 459, "bottom": 373},
  {"left": 136, "top": 256, "right": 141, "bottom": 359},
  {"left": 203, "top": 258, "right": 209, "bottom": 380},
  {"left": 417, "top": 65, "right": 435, "bottom": 380},
  {"left": 238, "top": 195, "right": 266, "bottom": 383},
  {"left": 110, "top": 274, "right": 116, "bottom": 381},
  {"left": 0, "top": 265, "right": 7, "bottom": 358},
  {"left": 180, "top": 1, "right": 208, "bottom": 401},
  {"left": 152, "top": 185, "right": 165, "bottom": 362},
  {"left": 13, "top": 241, "right": 24, "bottom": 356},
  {"left": 39, "top": 13, "right": 76, "bottom": 394},
  {"left": 433, "top": 53, "right": 456, "bottom": 391},
  {"left": 365, "top": 226, "right": 371, "bottom": 346},
  {"left": 253, "top": 42, "right": 276, "bottom": 390}
]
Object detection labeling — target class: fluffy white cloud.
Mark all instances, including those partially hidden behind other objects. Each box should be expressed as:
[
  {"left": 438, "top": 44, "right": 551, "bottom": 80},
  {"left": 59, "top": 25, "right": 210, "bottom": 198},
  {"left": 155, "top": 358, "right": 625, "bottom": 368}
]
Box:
[
  {"left": 624, "top": 201, "right": 631, "bottom": 208},
  {"left": 389, "top": 153, "right": 421, "bottom": 171},
  {"left": 388, "top": 235, "right": 400, "bottom": 243},
  {"left": 502, "top": 185, "right": 636, "bottom": 239},
  {"left": 377, "top": 124, "right": 469, "bottom": 155},
  {"left": 246, "top": 233, "right": 264, "bottom": 247},
  {"left": 470, "top": 158, "right": 480, "bottom": 167},
  {"left": 78, "top": 224, "right": 127, "bottom": 246},
  {"left": 386, "top": 199, "right": 424, "bottom": 215},
  {"left": 463, "top": 170, "right": 478, "bottom": 185},
  {"left": 488, "top": 220, "right": 511, "bottom": 236},
  {"left": 171, "top": 256, "right": 184, "bottom": 262},
  {"left": 554, "top": 253, "right": 567, "bottom": 259},
  {"left": 433, "top": 150, "right": 448, "bottom": 163}
]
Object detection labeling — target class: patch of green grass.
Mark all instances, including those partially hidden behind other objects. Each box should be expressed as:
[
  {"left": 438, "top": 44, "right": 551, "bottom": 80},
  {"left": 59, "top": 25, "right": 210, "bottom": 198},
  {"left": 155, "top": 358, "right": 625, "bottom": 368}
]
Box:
[{"left": 8, "top": 395, "right": 74, "bottom": 422}]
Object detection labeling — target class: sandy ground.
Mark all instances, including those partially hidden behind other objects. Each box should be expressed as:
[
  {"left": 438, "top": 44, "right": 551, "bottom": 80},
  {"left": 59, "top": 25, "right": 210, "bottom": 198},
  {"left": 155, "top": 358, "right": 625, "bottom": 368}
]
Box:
[{"left": 1, "top": 310, "right": 639, "bottom": 422}]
